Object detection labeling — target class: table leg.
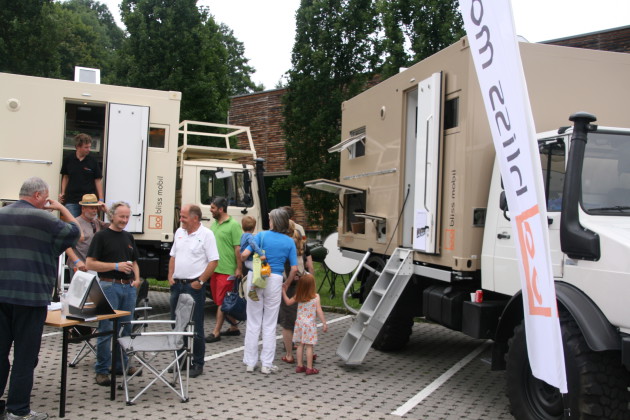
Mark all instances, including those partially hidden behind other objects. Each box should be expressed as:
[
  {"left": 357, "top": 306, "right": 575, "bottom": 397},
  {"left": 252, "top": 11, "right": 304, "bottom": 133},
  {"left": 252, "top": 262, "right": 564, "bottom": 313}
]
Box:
[
  {"left": 110, "top": 318, "right": 118, "bottom": 400},
  {"left": 59, "top": 326, "right": 69, "bottom": 418}
]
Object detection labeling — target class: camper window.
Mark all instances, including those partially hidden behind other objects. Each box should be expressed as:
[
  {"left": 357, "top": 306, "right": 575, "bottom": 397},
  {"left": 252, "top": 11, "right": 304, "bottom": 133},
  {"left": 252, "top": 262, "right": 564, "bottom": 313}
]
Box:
[
  {"left": 344, "top": 193, "right": 366, "bottom": 233},
  {"left": 348, "top": 127, "right": 366, "bottom": 159},
  {"left": 149, "top": 127, "right": 166, "bottom": 148}
]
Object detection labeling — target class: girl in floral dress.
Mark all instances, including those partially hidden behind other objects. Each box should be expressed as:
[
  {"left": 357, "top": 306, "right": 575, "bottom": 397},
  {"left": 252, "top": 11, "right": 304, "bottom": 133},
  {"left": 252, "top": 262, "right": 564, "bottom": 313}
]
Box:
[{"left": 281, "top": 273, "right": 327, "bottom": 374}]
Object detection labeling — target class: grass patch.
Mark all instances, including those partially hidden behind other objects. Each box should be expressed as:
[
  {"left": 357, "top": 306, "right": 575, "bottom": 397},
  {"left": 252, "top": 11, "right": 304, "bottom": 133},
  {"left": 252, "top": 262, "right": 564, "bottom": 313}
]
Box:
[{"left": 145, "top": 262, "right": 362, "bottom": 311}]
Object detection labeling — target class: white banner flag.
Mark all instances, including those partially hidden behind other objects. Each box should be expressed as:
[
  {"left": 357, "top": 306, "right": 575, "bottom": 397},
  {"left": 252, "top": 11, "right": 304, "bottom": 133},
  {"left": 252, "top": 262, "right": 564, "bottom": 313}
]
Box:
[{"left": 460, "top": 0, "right": 567, "bottom": 393}]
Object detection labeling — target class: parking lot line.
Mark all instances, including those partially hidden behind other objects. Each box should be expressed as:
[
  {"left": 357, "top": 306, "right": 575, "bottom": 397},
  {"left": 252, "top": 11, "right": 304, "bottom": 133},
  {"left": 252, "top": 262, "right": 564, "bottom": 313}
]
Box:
[
  {"left": 204, "top": 314, "right": 352, "bottom": 361},
  {"left": 391, "top": 340, "right": 490, "bottom": 416}
]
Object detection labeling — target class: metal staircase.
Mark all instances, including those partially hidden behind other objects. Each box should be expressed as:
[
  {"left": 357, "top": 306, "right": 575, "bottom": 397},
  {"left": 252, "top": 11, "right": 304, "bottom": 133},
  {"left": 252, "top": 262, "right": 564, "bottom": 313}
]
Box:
[{"left": 336, "top": 248, "right": 414, "bottom": 364}]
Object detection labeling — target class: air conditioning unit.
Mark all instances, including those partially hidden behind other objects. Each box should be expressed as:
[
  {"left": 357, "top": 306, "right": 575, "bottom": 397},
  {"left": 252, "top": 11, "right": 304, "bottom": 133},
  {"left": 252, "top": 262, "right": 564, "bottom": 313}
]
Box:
[{"left": 74, "top": 67, "right": 101, "bottom": 84}]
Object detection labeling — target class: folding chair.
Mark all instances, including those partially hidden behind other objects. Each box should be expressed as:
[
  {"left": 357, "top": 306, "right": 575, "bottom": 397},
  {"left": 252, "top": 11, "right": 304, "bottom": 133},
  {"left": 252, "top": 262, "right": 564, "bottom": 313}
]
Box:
[
  {"left": 69, "top": 278, "right": 152, "bottom": 367},
  {"left": 118, "top": 293, "right": 195, "bottom": 405}
]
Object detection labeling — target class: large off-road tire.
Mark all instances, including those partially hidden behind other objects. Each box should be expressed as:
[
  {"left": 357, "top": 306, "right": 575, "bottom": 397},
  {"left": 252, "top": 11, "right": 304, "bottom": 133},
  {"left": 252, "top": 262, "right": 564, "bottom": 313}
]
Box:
[
  {"left": 506, "top": 312, "right": 630, "bottom": 420},
  {"left": 371, "top": 281, "right": 415, "bottom": 351},
  {"left": 360, "top": 254, "right": 414, "bottom": 351},
  {"left": 359, "top": 255, "right": 387, "bottom": 303}
]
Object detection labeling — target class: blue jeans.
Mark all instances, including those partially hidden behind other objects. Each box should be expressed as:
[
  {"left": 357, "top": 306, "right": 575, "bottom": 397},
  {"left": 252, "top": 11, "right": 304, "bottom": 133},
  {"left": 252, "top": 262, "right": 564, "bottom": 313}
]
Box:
[
  {"left": 0, "top": 303, "right": 47, "bottom": 416},
  {"left": 170, "top": 282, "right": 206, "bottom": 367},
  {"left": 95, "top": 282, "right": 136, "bottom": 374},
  {"left": 65, "top": 203, "right": 81, "bottom": 217}
]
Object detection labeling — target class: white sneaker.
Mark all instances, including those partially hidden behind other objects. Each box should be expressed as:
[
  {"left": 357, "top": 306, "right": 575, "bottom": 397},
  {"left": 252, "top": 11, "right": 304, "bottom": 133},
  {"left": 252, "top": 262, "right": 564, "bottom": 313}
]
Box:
[
  {"left": 260, "top": 365, "right": 278, "bottom": 374},
  {"left": 6, "top": 410, "right": 49, "bottom": 420},
  {"left": 246, "top": 365, "right": 256, "bottom": 373}
]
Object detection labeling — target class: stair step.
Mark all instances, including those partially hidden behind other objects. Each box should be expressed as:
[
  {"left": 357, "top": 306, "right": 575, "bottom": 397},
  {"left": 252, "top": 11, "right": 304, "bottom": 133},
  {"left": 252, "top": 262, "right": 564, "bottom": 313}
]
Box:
[{"left": 337, "top": 247, "right": 414, "bottom": 365}]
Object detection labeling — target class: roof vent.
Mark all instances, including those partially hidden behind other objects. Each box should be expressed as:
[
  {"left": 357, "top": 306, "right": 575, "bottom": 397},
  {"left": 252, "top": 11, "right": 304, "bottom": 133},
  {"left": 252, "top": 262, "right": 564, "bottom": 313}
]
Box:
[{"left": 74, "top": 66, "right": 101, "bottom": 84}]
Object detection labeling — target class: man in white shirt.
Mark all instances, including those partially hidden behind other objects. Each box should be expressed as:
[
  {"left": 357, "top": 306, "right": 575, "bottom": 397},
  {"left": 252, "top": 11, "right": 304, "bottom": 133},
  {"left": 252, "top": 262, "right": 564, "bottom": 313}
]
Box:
[{"left": 168, "top": 204, "right": 219, "bottom": 378}]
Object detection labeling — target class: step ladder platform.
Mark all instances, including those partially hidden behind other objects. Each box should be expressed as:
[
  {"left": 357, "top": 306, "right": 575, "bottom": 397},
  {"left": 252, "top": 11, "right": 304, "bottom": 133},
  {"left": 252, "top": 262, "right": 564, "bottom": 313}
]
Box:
[{"left": 337, "top": 248, "right": 414, "bottom": 365}]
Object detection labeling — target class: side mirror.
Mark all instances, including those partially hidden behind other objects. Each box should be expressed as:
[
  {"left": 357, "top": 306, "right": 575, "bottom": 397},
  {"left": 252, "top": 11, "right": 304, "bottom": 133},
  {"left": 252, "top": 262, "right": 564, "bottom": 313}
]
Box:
[
  {"left": 499, "top": 191, "right": 508, "bottom": 211},
  {"left": 499, "top": 191, "right": 510, "bottom": 221}
]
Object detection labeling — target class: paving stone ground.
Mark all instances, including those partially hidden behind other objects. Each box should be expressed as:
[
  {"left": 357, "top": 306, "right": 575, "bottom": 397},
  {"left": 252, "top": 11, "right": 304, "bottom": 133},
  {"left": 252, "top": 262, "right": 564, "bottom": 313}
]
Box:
[{"left": 8, "top": 291, "right": 514, "bottom": 419}]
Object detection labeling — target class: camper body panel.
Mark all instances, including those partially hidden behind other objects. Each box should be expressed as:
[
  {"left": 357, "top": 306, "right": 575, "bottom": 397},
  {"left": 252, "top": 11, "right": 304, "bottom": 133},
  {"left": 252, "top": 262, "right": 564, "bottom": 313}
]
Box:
[
  {"left": 338, "top": 39, "right": 630, "bottom": 274},
  {"left": 0, "top": 72, "right": 180, "bottom": 247}
]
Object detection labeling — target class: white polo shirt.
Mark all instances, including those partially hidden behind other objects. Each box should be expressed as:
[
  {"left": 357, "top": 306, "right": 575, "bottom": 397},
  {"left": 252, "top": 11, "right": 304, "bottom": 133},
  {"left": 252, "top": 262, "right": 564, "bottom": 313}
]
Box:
[{"left": 170, "top": 225, "right": 220, "bottom": 279}]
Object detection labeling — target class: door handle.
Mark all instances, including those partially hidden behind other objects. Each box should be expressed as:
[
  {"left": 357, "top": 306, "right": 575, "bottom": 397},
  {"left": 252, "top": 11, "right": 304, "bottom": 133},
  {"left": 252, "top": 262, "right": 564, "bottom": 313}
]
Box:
[{"left": 497, "top": 232, "right": 511, "bottom": 240}]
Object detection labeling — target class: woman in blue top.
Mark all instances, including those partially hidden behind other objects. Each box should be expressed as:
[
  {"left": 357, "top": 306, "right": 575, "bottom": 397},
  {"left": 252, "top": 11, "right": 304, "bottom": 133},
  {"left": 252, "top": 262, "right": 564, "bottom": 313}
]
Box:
[{"left": 241, "top": 208, "right": 297, "bottom": 374}]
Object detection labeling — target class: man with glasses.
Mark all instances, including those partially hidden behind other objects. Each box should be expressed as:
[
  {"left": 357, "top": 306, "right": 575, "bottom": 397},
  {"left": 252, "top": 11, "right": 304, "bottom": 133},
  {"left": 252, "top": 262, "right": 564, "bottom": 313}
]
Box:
[
  {"left": 65, "top": 193, "right": 108, "bottom": 273},
  {"left": 86, "top": 201, "right": 141, "bottom": 386}
]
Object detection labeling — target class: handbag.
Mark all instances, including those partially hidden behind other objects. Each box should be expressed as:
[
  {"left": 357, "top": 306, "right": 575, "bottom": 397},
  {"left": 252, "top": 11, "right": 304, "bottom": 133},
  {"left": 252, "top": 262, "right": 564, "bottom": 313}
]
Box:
[
  {"left": 252, "top": 232, "right": 268, "bottom": 289},
  {"left": 221, "top": 276, "right": 247, "bottom": 321}
]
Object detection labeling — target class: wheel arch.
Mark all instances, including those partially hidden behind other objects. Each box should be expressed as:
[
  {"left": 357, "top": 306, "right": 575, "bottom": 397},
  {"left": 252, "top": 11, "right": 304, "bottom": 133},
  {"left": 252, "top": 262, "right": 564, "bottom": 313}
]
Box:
[{"left": 492, "top": 281, "right": 619, "bottom": 370}]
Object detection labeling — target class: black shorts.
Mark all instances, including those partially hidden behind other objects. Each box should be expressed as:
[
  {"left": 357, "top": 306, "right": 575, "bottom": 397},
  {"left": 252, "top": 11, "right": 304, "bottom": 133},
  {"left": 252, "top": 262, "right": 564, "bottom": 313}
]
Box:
[{"left": 278, "top": 281, "right": 298, "bottom": 329}]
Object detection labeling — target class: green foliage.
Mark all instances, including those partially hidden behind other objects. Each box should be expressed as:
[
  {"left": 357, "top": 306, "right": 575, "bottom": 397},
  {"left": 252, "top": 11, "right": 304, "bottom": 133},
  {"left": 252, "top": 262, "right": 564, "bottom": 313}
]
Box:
[
  {"left": 283, "top": 0, "right": 379, "bottom": 235},
  {"left": 56, "top": 0, "right": 124, "bottom": 83},
  {"left": 218, "top": 23, "right": 263, "bottom": 95},
  {"left": 378, "top": 0, "right": 465, "bottom": 79},
  {"left": 0, "top": 0, "right": 124, "bottom": 81},
  {"left": 0, "top": 0, "right": 62, "bottom": 77},
  {"left": 117, "top": 0, "right": 228, "bottom": 122}
]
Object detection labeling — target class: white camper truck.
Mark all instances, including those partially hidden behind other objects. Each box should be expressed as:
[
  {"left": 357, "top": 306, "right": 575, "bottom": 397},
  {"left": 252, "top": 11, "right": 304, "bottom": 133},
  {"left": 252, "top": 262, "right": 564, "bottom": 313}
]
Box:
[
  {"left": 0, "top": 72, "right": 265, "bottom": 280},
  {"left": 307, "top": 38, "right": 630, "bottom": 418}
]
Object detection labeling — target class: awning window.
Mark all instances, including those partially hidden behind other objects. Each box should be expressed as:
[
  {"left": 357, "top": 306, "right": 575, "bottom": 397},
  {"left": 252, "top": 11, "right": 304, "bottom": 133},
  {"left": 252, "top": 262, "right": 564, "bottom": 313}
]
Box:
[
  {"left": 328, "top": 134, "right": 366, "bottom": 154},
  {"left": 304, "top": 179, "right": 364, "bottom": 195}
]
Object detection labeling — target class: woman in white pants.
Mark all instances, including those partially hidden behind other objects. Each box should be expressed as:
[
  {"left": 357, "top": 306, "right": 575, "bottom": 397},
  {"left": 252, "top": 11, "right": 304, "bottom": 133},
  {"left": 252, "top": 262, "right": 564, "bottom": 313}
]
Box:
[{"left": 241, "top": 208, "right": 297, "bottom": 373}]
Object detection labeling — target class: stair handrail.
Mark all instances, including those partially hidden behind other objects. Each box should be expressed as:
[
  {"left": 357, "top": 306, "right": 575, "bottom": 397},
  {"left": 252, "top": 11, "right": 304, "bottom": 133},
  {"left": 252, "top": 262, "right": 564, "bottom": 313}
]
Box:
[{"left": 342, "top": 248, "right": 372, "bottom": 314}]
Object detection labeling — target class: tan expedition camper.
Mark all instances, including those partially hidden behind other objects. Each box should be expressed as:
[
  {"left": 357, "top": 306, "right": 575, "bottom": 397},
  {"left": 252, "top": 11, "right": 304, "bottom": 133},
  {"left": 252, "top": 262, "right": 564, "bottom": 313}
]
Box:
[
  {"left": 0, "top": 72, "right": 264, "bottom": 280},
  {"left": 308, "top": 38, "right": 630, "bottom": 419}
]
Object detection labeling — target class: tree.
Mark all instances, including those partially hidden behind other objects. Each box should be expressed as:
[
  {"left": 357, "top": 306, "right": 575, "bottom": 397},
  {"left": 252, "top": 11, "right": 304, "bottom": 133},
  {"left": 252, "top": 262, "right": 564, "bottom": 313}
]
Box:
[
  {"left": 56, "top": 0, "right": 124, "bottom": 83},
  {"left": 0, "top": 0, "right": 61, "bottom": 77},
  {"left": 378, "top": 0, "right": 464, "bottom": 79},
  {"left": 282, "top": 0, "right": 380, "bottom": 234},
  {"left": 117, "top": 0, "right": 228, "bottom": 122},
  {"left": 218, "top": 23, "right": 263, "bottom": 95}
]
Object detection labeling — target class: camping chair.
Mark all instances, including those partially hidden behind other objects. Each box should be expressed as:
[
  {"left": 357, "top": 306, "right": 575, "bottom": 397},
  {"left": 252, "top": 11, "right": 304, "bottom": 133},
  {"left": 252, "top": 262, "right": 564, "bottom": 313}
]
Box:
[
  {"left": 69, "top": 278, "right": 152, "bottom": 367},
  {"left": 117, "top": 293, "right": 195, "bottom": 405}
]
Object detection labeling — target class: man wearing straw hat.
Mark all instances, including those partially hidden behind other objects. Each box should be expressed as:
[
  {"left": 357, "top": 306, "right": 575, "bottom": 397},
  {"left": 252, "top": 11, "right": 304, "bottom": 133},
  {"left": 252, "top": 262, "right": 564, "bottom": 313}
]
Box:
[{"left": 65, "top": 193, "right": 108, "bottom": 273}]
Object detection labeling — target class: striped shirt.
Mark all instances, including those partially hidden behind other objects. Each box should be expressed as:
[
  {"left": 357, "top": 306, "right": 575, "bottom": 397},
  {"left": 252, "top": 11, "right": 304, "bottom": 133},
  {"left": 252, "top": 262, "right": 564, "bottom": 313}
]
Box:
[{"left": 0, "top": 200, "right": 80, "bottom": 307}]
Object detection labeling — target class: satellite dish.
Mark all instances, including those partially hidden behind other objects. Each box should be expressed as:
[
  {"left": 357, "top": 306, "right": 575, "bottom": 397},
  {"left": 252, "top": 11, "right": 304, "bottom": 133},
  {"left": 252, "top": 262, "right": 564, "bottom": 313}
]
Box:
[{"left": 323, "top": 232, "right": 359, "bottom": 274}]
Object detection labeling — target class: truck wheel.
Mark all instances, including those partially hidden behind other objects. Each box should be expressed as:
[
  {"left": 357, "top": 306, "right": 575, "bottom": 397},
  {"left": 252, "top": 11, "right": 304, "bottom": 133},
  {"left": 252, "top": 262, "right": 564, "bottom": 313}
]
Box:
[
  {"left": 371, "top": 281, "right": 415, "bottom": 352},
  {"left": 360, "top": 255, "right": 386, "bottom": 303},
  {"left": 506, "top": 312, "right": 630, "bottom": 420}
]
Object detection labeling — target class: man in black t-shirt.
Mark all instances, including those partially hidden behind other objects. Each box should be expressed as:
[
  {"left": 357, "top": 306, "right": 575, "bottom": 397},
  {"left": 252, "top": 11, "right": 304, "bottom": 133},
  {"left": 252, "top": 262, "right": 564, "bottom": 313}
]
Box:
[
  {"left": 59, "top": 133, "right": 104, "bottom": 217},
  {"left": 87, "top": 201, "right": 141, "bottom": 386}
]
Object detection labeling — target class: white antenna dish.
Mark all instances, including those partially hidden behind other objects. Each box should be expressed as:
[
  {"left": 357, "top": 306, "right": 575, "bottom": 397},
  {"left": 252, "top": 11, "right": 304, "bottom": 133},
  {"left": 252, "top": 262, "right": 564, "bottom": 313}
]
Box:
[{"left": 323, "top": 232, "right": 359, "bottom": 274}]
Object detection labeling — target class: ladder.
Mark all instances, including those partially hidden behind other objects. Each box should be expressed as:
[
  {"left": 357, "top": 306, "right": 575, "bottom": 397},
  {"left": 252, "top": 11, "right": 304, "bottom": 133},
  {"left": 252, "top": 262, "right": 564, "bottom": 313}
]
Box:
[{"left": 336, "top": 247, "right": 414, "bottom": 364}]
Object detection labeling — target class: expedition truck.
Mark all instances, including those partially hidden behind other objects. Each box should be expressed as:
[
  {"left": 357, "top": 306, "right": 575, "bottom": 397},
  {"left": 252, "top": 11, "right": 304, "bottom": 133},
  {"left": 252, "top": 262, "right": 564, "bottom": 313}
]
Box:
[
  {"left": 0, "top": 72, "right": 266, "bottom": 280},
  {"left": 306, "top": 38, "right": 630, "bottom": 419}
]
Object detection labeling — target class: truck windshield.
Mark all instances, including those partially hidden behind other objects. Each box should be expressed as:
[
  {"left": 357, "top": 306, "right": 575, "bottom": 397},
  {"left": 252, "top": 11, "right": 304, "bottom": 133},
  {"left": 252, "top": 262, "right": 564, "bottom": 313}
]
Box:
[
  {"left": 199, "top": 169, "right": 252, "bottom": 207},
  {"left": 581, "top": 132, "right": 630, "bottom": 215}
]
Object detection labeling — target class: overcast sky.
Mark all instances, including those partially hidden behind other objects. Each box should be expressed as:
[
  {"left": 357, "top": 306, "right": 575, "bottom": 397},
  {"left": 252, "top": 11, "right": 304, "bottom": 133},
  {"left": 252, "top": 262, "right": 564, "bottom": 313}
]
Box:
[{"left": 97, "top": 0, "right": 630, "bottom": 89}]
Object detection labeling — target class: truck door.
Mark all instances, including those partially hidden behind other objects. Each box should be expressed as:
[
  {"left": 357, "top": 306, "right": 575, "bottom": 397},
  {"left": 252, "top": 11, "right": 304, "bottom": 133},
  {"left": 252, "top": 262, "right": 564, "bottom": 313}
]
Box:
[
  {"left": 489, "top": 136, "right": 566, "bottom": 294},
  {"left": 403, "top": 72, "right": 443, "bottom": 253},
  {"left": 104, "top": 103, "right": 149, "bottom": 233}
]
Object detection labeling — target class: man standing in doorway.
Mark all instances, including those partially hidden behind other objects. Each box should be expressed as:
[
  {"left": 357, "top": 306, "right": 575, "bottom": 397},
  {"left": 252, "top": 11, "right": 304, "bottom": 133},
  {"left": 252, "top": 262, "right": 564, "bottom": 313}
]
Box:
[
  {"left": 168, "top": 204, "right": 219, "bottom": 377},
  {"left": 86, "top": 201, "right": 141, "bottom": 386},
  {"left": 0, "top": 177, "right": 81, "bottom": 420},
  {"left": 206, "top": 196, "right": 242, "bottom": 343},
  {"left": 65, "top": 193, "right": 108, "bottom": 273},
  {"left": 59, "top": 133, "right": 104, "bottom": 217}
]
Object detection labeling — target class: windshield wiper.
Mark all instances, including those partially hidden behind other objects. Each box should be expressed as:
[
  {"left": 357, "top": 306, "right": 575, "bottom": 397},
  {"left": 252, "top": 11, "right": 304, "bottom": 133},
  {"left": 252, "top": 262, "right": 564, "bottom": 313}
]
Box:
[{"left": 587, "top": 206, "right": 630, "bottom": 212}]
